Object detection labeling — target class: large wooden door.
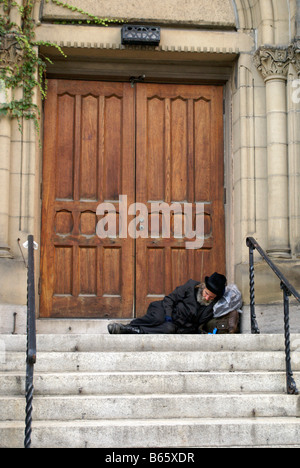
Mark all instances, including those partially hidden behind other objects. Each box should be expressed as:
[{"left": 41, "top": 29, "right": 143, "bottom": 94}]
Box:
[
  {"left": 135, "top": 84, "right": 225, "bottom": 316},
  {"left": 40, "top": 80, "right": 135, "bottom": 318},
  {"left": 40, "top": 80, "right": 225, "bottom": 319}
]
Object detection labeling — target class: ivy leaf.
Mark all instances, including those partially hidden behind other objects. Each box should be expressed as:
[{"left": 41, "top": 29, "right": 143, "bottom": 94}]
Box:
[{"left": 0, "top": 107, "right": 8, "bottom": 117}]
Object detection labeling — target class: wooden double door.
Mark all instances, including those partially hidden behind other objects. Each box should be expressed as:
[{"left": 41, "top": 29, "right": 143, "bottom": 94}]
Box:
[{"left": 40, "top": 79, "right": 225, "bottom": 319}]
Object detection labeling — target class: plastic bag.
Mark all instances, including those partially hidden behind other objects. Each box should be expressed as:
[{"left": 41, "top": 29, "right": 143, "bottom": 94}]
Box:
[{"left": 213, "top": 284, "right": 243, "bottom": 318}]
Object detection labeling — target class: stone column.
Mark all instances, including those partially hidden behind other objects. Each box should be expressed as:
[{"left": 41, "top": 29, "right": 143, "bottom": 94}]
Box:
[
  {"left": 254, "top": 46, "right": 294, "bottom": 257},
  {"left": 9, "top": 0, "right": 23, "bottom": 30},
  {"left": 0, "top": 81, "right": 13, "bottom": 258},
  {"left": 290, "top": 40, "right": 300, "bottom": 255},
  {"left": 0, "top": 4, "right": 24, "bottom": 258}
]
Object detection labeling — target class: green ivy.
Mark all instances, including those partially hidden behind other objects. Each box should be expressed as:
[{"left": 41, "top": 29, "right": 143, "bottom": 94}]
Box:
[
  {"left": 46, "top": 0, "right": 121, "bottom": 26},
  {"left": 0, "top": 0, "right": 122, "bottom": 138}
]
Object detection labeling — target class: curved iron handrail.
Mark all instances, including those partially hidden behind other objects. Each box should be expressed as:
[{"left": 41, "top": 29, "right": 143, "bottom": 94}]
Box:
[{"left": 246, "top": 237, "right": 299, "bottom": 395}]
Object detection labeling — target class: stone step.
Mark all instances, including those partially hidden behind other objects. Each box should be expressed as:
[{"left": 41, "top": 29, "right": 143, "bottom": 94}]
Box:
[
  {"left": 36, "top": 319, "right": 113, "bottom": 335},
  {"left": 2, "top": 333, "right": 300, "bottom": 448},
  {"left": 2, "top": 350, "right": 300, "bottom": 373},
  {"left": 1, "top": 393, "right": 300, "bottom": 422},
  {"left": 1, "top": 370, "right": 295, "bottom": 396},
  {"left": 2, "top": 333, "right": 300, "bottom": 352},
  {"left": 1, "top": 417, "right": 300, "bottom": 448}
]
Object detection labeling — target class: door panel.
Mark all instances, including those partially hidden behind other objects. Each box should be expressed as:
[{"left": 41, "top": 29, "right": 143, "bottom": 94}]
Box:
[
  {"left": 135, "top": 84, "right": 225, "bottom": 316},
  {"left": 40, "top": 80, "right": 135, "bottom": 318}
]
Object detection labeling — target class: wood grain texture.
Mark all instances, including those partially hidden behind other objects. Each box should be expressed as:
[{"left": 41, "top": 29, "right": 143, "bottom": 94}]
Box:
[
  {"left": 41, "top": 81, "right": 225, "bottom": 319},
  {"left": 40, "top": 80, "right": 135, "bottom": 318}
]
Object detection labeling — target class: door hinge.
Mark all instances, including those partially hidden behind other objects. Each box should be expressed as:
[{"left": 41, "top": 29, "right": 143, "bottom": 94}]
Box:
[
  {"left": 224, "top": 187, "right": 227, "bottom": 205},
  {"left": 38, "top": 277, "right": 41, "bottom": 295}
]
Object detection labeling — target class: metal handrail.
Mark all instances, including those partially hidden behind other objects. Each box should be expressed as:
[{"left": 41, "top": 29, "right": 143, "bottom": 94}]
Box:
[
  {"left": 246, "top": 237, "right": 299, "bottom": 395},
  {"left": 24, "top": 235, "right": 37, "bottom": 448}
]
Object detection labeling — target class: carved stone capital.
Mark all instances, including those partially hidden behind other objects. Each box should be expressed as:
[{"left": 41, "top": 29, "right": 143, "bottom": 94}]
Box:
[
  {"left": 0, "top": 33, "right": 23, "bottom": 70},
  {"left": 254, "top": 46, "right": 295, "bottom": 81},
  {"left": 293, "top": 39, "right": 300, "bottom": 75}
]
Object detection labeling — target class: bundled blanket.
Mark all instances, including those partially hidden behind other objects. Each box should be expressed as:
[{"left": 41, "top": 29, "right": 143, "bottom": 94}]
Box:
[{"left": 213, "top": 284, "right": 243, "bottom": 318}]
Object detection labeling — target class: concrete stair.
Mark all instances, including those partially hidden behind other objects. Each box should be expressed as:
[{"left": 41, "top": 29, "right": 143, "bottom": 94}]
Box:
[{"left": 1, "top": 333, "right": 300, "bottom": 448}]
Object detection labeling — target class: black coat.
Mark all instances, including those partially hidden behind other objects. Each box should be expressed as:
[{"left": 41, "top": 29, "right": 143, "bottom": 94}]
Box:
[
  {"left": 130, "top": 279, "right": 216, "bottom": 334},
  {"left": 163, "top": 279, "right": 216, "bottom": 333}
]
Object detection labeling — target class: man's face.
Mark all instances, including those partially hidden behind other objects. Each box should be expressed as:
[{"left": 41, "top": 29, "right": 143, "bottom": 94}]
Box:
[{"left": 202, "top": 288, "right": 217, "bottom": 305}]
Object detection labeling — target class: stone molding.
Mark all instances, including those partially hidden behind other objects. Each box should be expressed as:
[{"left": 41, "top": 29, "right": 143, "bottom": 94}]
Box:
[
  {"left": 293, "top": 39, "right": 300, "bottom": 75},
  {"left": 254, "top": 43, "right": 300, "bottom": 80},
  {"left": 0, "top": 33, "right": 23, "bottom": 70},
  {"left": 254, "top": 45, "right": 295, "bottom": 81}
]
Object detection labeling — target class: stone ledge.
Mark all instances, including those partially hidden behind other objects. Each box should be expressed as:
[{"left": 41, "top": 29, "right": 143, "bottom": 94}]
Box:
[{"left": 35, "top": 24, "right": 254, "bottom": 56}]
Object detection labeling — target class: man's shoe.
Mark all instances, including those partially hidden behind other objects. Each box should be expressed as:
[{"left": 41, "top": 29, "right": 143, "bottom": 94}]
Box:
[
  {"left": 108, "top": 323, "right": 141, "bottom": 334},
  {"left": 107, "top": 323, "right": 122, "bottom": 334}
]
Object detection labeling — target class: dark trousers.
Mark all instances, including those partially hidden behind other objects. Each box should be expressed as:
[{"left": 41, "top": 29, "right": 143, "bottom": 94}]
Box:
[{"left": 129, "top": 301, "right": 177, "bottom": 334}]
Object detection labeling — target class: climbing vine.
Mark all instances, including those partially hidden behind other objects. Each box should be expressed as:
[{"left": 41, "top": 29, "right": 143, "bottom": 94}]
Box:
[
  {"left": 47, "top": 0, "right": 119, "bottom": 26},
  {"left": 0, "top": 0, "right": 120, "bottom": 136}
]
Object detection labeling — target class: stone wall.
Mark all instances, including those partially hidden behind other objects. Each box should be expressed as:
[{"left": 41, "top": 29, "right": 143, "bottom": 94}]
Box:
[
  {"left": 0, "top": 1, "right": 300, "bottom": 326},
  {"left": 41, "top": 0, "right": 236, "bottom": 28}
]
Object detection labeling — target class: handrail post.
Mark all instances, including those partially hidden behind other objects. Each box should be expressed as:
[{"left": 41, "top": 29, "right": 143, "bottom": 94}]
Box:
[
  {"left": 246, "top": 238, "right": 260, "bottom": 334},
  {"left": 281, "top": 282, "right": 299, "bottom": 395},
  {"left": 246, "top": 237, "right": 299, "bottom": 395},
  {"left": 24, "top": 235, "right": 37, "bottom": 449}
]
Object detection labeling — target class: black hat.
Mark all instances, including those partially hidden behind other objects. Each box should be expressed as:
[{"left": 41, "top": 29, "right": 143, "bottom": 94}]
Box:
[{"left": 205, "top": 272, "right": 227, "bottom": 298}]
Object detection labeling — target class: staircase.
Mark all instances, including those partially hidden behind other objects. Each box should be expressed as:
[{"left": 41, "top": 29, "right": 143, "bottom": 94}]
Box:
[{"left": 1, "top": 333, "right": 300, "bottom": 448}]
